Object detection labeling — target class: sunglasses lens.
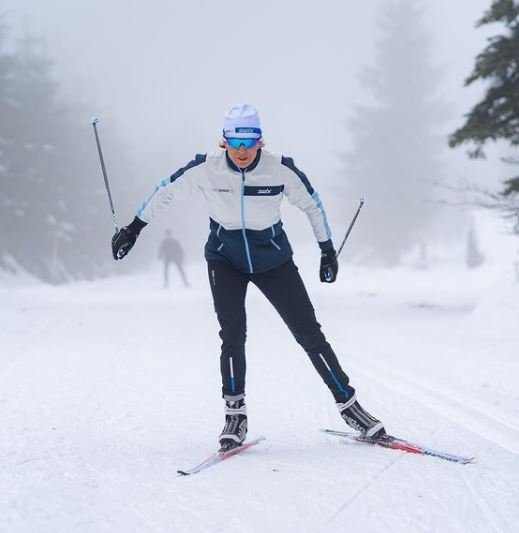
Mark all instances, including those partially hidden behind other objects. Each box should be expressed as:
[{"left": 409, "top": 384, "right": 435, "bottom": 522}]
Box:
[{"left": 226, "top": 138, "right": 258, "bottom": 149}]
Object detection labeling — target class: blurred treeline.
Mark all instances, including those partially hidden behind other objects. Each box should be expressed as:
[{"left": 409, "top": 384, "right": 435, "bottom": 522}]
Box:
[
  {"left": 0, "top": 22, "right": 138, "bottom": 284},
  {"left": 339, "top": 0, "right": 518, "bottom": 265},
  {"left": 338, "top": 1, "right": 452, "bottom": 265}
]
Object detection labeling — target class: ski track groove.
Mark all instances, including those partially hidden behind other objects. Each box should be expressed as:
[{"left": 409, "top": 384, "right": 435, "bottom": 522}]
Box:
[
  {"left": 459, "top": 469, "right": 510, "bottom": 533},
  {"left": 60, "top": 452, "right": 167, "bottom": 533},
  {"left": 348, "top": 357, "right": 519, "bottom": 454},
  {"left": 323, "top": 451, "right": 405, "bottom": 529},
  {"left": 320, "top": 403, "right": 438, "bottom": 531},
  {"left": 0, "top": 309, "right": 61, "bottom": 376}
]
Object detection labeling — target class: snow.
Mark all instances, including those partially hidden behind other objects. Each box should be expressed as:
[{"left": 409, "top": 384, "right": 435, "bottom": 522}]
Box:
[{"left": 1, "top": 223, "right": 519, "bottom": 532}]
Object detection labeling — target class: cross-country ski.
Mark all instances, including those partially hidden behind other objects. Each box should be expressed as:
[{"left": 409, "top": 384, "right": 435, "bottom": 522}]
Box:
[
  {"left": 177, "top": 437, "right": 266, "bottom": 476},
  {"left": 320, "top": 429, "right": 475, "bottom": 464}
]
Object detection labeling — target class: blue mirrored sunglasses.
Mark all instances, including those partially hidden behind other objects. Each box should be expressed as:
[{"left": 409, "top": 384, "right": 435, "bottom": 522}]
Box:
[{"left": 224, "top": 137, "right": 260, "bottom": 149}]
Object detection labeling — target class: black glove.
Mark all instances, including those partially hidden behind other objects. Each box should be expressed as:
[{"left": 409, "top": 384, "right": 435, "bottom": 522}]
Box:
[
  {"left": 111, "top": 217, "right": 147, "bottom": 260},
  {"left": 320, "top": 247, "right": 338, "bottom": 283}
]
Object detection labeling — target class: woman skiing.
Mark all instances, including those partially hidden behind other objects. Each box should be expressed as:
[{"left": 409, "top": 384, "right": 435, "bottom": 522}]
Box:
[{"left": 111, "top": 104, "right": 386, "bottom": 451}]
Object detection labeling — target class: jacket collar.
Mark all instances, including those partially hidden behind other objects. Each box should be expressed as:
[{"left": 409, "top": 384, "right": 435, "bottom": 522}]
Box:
[{"left": 225, "top": 149, "right": 262, "bottom": 173}]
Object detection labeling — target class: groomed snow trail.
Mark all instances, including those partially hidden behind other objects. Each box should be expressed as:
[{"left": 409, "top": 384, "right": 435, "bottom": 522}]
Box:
[{"left": 1, "top": 261, "right": 518, "bottom": 533}]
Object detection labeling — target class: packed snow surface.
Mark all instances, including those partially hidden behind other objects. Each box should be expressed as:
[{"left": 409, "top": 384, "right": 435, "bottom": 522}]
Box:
[{"left": 1, "top": 246, "right": 518, "bottom": 532}]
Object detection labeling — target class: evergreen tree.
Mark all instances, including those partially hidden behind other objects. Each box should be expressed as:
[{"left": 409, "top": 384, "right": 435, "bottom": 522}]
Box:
[
  {"left": 449, "top": 0, "right": 519, "bottom": 201},
  {"left": 0, "top": 21, "right": 23, "bottom": 271},
  {"left": 0, "top": 24, "right": 138, "bottom": 283},
  {"left": 4, "top": 35, "right": 68, "bottom": 281},
  {"left": 339, "top": 0, "right": 448, "bottom": 265}
]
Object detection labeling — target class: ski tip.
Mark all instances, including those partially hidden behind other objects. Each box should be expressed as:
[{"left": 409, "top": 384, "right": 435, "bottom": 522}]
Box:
[{"left": 319, "top": 428, "right": 349, "bottom": 435}]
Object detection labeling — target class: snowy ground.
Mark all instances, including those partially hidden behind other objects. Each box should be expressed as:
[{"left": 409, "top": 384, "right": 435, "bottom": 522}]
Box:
[{"left": 1, "top": 240, "right": 519, "bottom": 532}]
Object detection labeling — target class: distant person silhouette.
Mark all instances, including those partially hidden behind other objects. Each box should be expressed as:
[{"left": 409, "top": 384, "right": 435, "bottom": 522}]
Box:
[{"left": 158, "top": 230, "right": 189, "bottom": 288}]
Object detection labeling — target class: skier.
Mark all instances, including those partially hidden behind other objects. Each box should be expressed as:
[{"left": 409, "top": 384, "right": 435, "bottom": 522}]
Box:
[
  {"left": 111, "top": 104, "right": 386, "bottom": 451},
  {"left": 158, "top": 229, "right": 189, "bottom": 288}
]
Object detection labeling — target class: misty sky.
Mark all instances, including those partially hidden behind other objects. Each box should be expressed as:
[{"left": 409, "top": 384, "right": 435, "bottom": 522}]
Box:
[
  {"left": 3, "top": 1, "right": 495, "bottom": 162},
  {"left": 2, "top": 0, "right": 504, "bottom": 258}
]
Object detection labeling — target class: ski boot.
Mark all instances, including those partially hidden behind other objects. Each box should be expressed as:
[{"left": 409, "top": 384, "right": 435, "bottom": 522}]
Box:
[
  {"left": 219, "top": 398, "right": 248, "bottom": 452},
  {"left": 337, "top": 395, "right": 386, "bottom": 438}
]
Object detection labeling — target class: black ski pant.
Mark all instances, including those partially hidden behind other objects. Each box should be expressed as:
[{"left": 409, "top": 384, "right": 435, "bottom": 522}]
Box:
[{"left": 207, "top": 258, "right": 355, "bottom": 403}]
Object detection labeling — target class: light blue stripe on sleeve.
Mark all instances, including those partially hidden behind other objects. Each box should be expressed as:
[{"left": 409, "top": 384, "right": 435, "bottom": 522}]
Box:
[
  {"left": 136, "top": 177, "right": 170, "bottom": 218},
  {"left": 311, "top": 191, "right": 332, "bottom": 240}
]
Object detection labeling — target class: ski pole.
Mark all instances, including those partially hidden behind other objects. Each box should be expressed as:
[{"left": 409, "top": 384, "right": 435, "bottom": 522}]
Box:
[
  {"left": 336, "top": 198, "right": 364, "bottom": 258},
  {"left": 91, "top": 117, "right": 119, "bottom": 232}
]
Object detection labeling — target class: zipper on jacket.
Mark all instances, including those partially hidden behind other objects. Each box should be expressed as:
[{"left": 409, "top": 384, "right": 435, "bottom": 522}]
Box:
[{"left": 240, "top": 170, "right": 254, "bottom": 273}]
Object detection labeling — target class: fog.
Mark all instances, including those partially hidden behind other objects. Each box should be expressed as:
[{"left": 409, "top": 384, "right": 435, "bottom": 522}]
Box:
[
  {"left": 3, "top": 6, "right": 519, "bottom": 530},
  {"left": 1, "top": 0, "right": 508, "bottom": 278}
]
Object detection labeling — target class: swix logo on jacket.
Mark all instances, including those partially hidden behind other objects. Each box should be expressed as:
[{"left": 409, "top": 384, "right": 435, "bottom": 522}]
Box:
[{"left": 136, "top": 149, "right": 332, "bottom": 274}]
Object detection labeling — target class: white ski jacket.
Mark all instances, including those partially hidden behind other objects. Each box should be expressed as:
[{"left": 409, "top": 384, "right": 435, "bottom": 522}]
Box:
[{"left": 136, "top": 149, "right": 333, "bottom": 273}]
